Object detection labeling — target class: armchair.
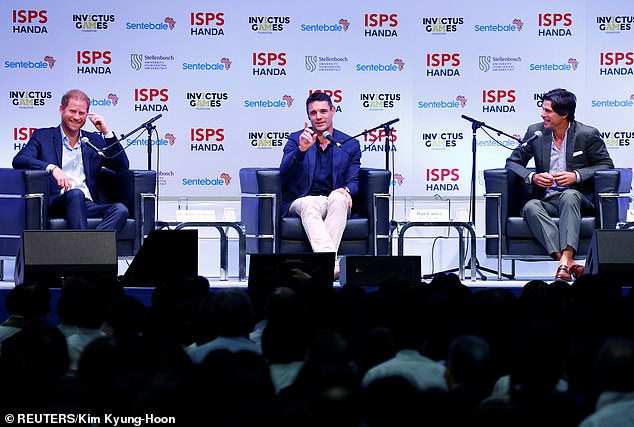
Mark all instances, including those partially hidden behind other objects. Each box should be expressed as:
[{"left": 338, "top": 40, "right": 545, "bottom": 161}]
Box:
[
  {"left": 239, "top": 167, "right": 391, "bottom": 255},
  {"left": 0, "top": 168, "right": 156, "bottom": 268},
  {"left": 484, "top": 167, "right": 632, "bottom": 278}
]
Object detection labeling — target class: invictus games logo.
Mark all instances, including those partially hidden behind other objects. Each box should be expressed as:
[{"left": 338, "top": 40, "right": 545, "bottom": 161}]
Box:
[
  {"left": 72, "top": 14, "right": 115, "bottom": 31},
  {"left": 9, "top": 90, "right": 52, "bottom": 108},
  {"left": 421, "top": 131, "right": 464, "bottom": 149},
  {"left": 479, "top": 55, "right": 522, "bottom": 72},
  {"left": 130, "top": 53, "right": 175, "bottom": 71},
  {"left": 421, "top": 17, "right": 464, "bottom": 34},
  {"left": 305, "top": 55, "right": 348, "bottom": 72},
  {"left": 186, "top": 92, "right": 228, "bottom": 109},
  {"left": 248, "top": 131, "right": 289, "bottom": 149},
  {"left": 359, "top": 93, "right": 401, "bottom": 110},
  {"left": 596, "top": 16, "right": 633, "bottom": 33},
  {"left": 600, "top": 129, "right": 633, "bottom": 148},
  {"left": 249, "top": 16, "right": 290, "bottom": 33}
]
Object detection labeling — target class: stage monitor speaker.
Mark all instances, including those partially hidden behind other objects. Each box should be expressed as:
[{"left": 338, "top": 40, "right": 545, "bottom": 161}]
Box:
[
  {"left": 121, "top": 229, "right": 198, "bottom": 287},
  {"left": 340, "top": 255, "right": 421, "bottom": 286},
  {"left": 586, "top": 230, "right": 634, "bottom": 282},
  {"left": 14, "top": 230, "right": 117, "bottom": 287}
]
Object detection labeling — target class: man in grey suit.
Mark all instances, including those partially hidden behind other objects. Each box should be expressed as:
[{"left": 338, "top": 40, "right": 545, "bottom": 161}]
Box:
[{"left": 506, "top": 88, "right": 613, "bottom": 280}]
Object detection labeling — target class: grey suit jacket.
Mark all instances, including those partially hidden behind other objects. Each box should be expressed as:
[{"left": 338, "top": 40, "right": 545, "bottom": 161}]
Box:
[{"left": 505, "top": 120, "right": 614, "bottom": 200}]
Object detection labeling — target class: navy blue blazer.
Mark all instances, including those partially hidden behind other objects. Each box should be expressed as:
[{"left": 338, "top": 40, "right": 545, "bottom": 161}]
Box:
[
  {"left": 279, "top": 128, "right": 361, "bottom": 217},
  {"left": 12, "top": 126, "right": 129, "bottom": 204}
]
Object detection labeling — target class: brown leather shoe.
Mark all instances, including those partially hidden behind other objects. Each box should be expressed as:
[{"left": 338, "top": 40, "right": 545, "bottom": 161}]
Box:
[
  {"left": 570, "top": 264, "right": 585, "bottom": 279},
  {"left": 555, "top": 265, "right": 571, "bottom": 280}
]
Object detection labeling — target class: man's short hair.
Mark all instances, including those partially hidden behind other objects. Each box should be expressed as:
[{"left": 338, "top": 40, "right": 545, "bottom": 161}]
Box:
[
  {"left": 61, "top": 89, "right": 91, "bottom": 112},
  {"left": 543, "top": 88, "right": 576, "bottom": 122},
  {"left": 306, "top": 91, "right": 333, "bottom": 114}
]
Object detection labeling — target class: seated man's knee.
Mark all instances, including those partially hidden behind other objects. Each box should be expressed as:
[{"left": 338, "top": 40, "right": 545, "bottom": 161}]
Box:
[
  {"left": 113, "top": 203, "right": 129, "bottom": 219},
  {"left": 522, "top": 199, "right": 542, "bottom": 216},
  {"left": 560, "top": 190, "right": 582, "bottom": 205}
]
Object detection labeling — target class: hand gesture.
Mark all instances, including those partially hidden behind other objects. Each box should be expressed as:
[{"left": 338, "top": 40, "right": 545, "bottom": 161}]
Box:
[{"left": 298, "top": 122, "right": 317, "bottom": 152}]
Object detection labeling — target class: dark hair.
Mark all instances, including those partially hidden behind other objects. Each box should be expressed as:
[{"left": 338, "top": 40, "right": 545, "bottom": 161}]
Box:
[
  {"left": 306, "top": 91, "right": 333, "bottom": 114},
  {"left": 543, "top": 88, "right": 576, "bottom": 122}
]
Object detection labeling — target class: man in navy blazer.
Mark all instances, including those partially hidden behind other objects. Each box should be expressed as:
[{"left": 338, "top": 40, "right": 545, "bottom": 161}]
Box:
[
  {"left": 506, "top": 88, "right": 613, "bottom": 280},
  {"left": 13, "top": 89, "right": 130, "bottom": 234},
  {"left": 280, "top": 92, "right": 361, "bottom": 278}
]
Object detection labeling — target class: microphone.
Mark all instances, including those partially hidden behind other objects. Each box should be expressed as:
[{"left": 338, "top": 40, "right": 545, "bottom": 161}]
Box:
[
  {"left": 322, "top": 130, "right": 339, "bottom": 145},
  {"left": 141, "top": 113, "right": 162, "bottom": 128},
  {"left": 461, "top": 115, "right": 485, "bottom": 126},
  {"left": 521, "top": 130, "right": 543, "bottom": 145},
  {"left": 382, "top": 118, "right": 400, "bottom": 127},
  {"left": 81, "top": 137, "right": 104, "bottom": 157}
]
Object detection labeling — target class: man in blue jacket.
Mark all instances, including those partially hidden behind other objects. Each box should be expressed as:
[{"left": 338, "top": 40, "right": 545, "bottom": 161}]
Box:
[
  {"left": 280, "top": 92, "right": 361, "bottom": 278},
  {"left": 13, "top": 89, "right": 130, "bottom": 234}
]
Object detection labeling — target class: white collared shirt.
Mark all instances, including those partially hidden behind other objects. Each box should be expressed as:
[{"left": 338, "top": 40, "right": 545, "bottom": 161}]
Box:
[{"left": 60, "top": 128, "right": 92, "bottom": 201}]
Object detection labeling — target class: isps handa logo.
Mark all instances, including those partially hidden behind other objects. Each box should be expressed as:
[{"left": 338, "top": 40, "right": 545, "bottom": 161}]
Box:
[
  {"left": 252, "top": 52, "right": 287, "bottom": 76},
  {"left": 599, "top": 51, "right": 634, "bottom": 76},
  {"left": 12, "top": 9, "right": 48, "bottom": 33},
  {"left": 190, "top": 11, "right": 225, "bottom": 36},
  {"left": 537, "top": 12, "right": 573, "bottom": 37},
  {"left": 364, "top": 13, "right": 398, "bottom": 37},
  {"left": 190, "top": 128, "right": 225, "bottom": 153},
  {"left": 76, "top": 50, "right": 112, "bottom": 75}
]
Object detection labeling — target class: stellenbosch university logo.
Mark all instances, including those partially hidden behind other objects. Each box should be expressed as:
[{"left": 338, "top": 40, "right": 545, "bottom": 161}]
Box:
[
  {"left": 360, "top": 92, "right": 401, "bottom": 110},
  {"left": 183, "top": 57, "right": 230, "bottom": 72},
  {"left": 134, "top": 88, "right": 169, "bottom": 112},
  {"left": 479, "top": 55, "right": 522, "bottom": 72},
  {"left": 529, "top": 57, "right": 578, "bottom": 72},
  {"left": 420, "top": 131, "right": 463, "bottom": 150},
  {"left": 190, "top": 128, "right": 225, "bottom": 152},
  {"left": 249, "top": 16, "right": 290, "bottom": 33},
  {"left": 252, "top": 52, "right": 287, "bottom": 76},
  {"left": 12, "top": 9, "right": 48, "bottom": 33},
  {"left": 248, "top": 130, "right": 289, "bottom": 149},
  {"left": 5, "top": 55, "right": 55, "bottom": 70},
  {"left": 9, "top": 90, "right": 52, "bottom": 109},
  {"left": 597, "top": 15, "right": 633, "bottom": 34},
  {"left": 126, "top": 17, "right": 175, "bottom": 31},
  {"left": 187, "top": 92, "right": 228, "bottom": 109},
  {"left": 426, "top": 53, "right": 461, "bottom": 77},
  {"left": 182, "top": 172, "right": 232, "bottom": 187},
  {"left": 305, "top": 55, "right": 348, "bottom": 72},
  {"left": 72, "top": 14, "right": 115, "bottom": 31},
  {"left": 190, "top": 11, "right": 225, "bottom": 36},
  {"left": 157, "top": 169, "right": 174, "bottom": 187},
  {"left": 300, "top": 18, "right": 349, "bottom": 32},
  {"left": 538, "top": 12, "right": 573, "bottom": 36},
  {"left": 599, "top": 52, "right": 634, "bottom": 76},
  {"left": 482, "top": 89, "right": 516, "bottom": 113},
  {"left": 421, "top": 17, "right": 464, "bottom": 34},
  {"left": 418, "top": 95, "right": 466, "bottom": 109},
  {"left": 474, "top": 18, "right": 524, "bottom": 32},
  {"left": 592, "top": 94, "right": 634, "bottom": 109},
  {"left": 131, "top": 53, "right": 175, "bottom": 71},
  {"left": 600, "top": 129, "right": 633, "bottom": 148},
  {"left": 364, "top": 13, "right": 398, "bottom": 37},
  {"left": 356, "top": 58, "right": 404, "bottom": 72},
  {"left": 244, "top": 94, "right": 293, "bottom": 109}
]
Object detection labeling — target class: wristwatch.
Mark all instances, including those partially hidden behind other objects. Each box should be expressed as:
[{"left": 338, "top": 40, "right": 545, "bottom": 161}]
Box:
[{"left": 344, "top": 186, "right": 350, "bottom": 194}]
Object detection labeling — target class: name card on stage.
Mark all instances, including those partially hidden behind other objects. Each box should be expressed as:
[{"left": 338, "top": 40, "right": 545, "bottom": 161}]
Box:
[
  {"left": 176, "top": 209, "right": 216, "bottom": 222},
  {"left": 409, "top": 207, "right": 450, "bottom": 222}
]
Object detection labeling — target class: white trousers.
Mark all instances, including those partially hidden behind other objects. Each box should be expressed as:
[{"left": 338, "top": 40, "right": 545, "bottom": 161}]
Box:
[{"left": 288, "top": 191, "right": 350, "bottom": 254}]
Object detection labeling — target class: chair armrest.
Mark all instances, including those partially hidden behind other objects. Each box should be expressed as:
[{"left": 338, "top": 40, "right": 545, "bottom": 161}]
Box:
[
  {"left": 358, "top": 168, "right": 391, "bottom": 255},
  {"left": 7, "top": 169, "right": 49, "bottom": 230},
  {"left": 101, "top": 169, "right": 157, "bottom": 252},
  {"left": 594, "top": 168, "right": 633, "bottom": 228},
  {"left": 239, "top": 168, "right": 282, "bottom": 253}
]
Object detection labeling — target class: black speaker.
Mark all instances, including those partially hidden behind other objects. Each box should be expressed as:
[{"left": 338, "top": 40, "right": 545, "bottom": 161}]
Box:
[
  {"left": 339, "top": 255, "right": 421, "bottom": 286},
  {"left": 586, "top": 230, "right": 634, "bottom": 279},
  {"left": 14, "top": 230, "right": 117, "bottom": 287},
  {"left": 121, "top": 229, "right": 198, "bottom": 286}
]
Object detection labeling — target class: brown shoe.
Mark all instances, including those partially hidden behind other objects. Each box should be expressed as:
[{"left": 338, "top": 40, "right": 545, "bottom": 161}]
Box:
[
  {"left": 555, "top": 265, "right": 571, "bottom": 281},
  {"left": 569, "top": 264, "right": 585, "bottom": 279}
]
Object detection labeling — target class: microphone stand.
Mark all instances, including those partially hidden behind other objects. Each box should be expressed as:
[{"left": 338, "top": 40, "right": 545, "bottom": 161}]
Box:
[
  {"left": 437, "top": 115, "right": 516, "bottom": 280},
  {"left": 118, "top": 114, "right": 162, "bottom": 171}
]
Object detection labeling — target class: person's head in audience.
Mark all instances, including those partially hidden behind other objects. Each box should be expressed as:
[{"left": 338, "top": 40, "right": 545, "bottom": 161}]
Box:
[
  {"left": 4, "top": 280, "right": 51, "bottom": 322},
  {"left": 595, "top": 337, "right": 634, "bottom": 392}
]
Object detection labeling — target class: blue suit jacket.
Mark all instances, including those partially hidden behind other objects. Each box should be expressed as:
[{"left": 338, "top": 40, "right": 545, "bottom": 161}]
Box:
[
  {"left": 279, "top": 128, "right": 361, "bottom": 217},
  {"left": 12, "top": 126, "right": 130, "bottom": 204},
  {"left": 506, "top": 120, "right": 613, "bottom": 200}
]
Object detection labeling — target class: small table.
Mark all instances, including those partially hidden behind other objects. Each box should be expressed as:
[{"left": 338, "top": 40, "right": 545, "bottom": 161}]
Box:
[
  {"left": 157, "top": 221, "right": 246, "bottom": 281},
  {"left": 396, "top": 221, "right": 477, "bottom": 282}
]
